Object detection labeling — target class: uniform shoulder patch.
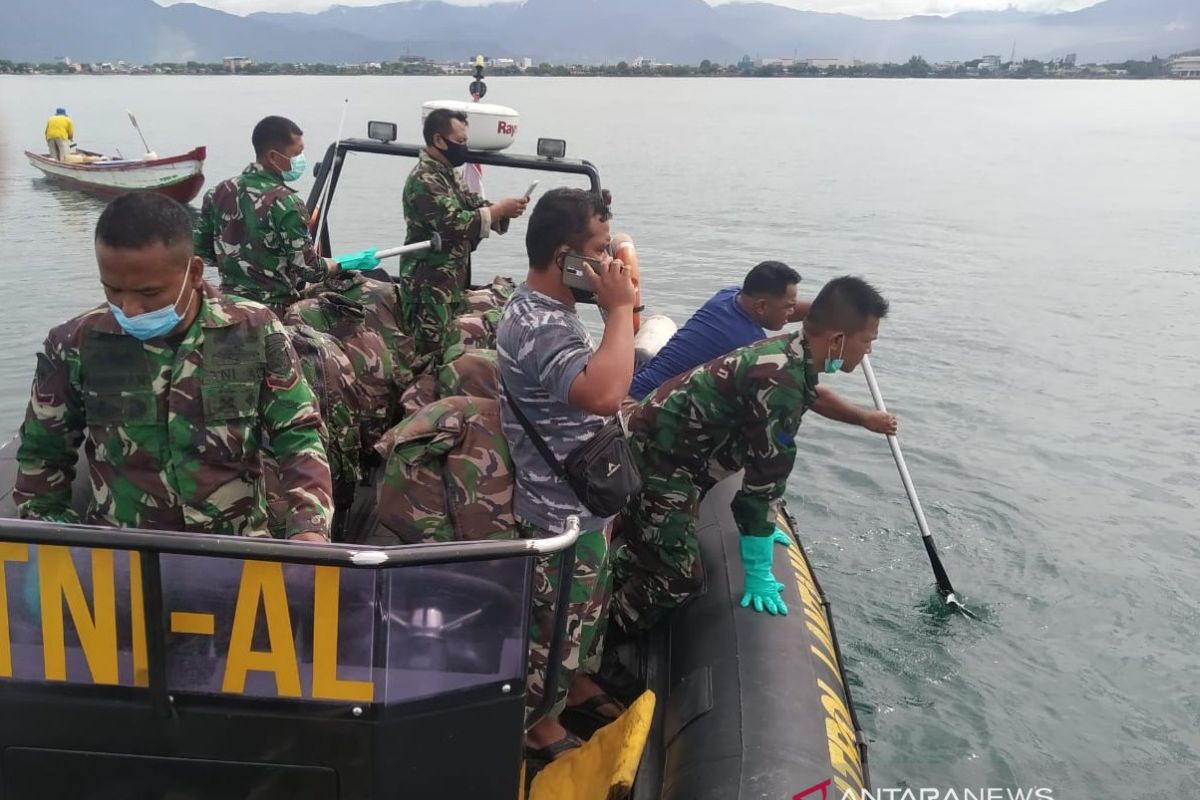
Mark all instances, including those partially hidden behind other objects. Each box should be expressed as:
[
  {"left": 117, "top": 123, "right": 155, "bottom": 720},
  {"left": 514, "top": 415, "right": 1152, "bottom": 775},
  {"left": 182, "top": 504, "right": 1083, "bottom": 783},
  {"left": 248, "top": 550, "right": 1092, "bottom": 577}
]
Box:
[{"left": 265, "top": 331, "right": 299, "bottom": 391}]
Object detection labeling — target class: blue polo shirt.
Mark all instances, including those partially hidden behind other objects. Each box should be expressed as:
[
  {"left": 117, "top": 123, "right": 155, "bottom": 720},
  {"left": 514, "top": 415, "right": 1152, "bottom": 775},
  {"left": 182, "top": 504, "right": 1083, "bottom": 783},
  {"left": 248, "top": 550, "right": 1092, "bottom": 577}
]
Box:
[{"left": 631, "top": 286, "right": 766, "bottom": 399}]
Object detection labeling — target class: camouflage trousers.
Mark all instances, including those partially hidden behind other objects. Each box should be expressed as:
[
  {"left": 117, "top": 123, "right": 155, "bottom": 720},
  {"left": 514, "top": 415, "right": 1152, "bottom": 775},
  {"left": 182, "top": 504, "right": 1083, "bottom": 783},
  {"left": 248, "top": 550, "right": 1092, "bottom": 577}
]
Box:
[
  {"left": 525, "top": 522, "right": 612, "bottom": 720},
  {"left": 399, "top": 265, "right": 463, "bottom": 360},
  {"left": 610, "top": 466, "right": 710, "bottom": 634}
]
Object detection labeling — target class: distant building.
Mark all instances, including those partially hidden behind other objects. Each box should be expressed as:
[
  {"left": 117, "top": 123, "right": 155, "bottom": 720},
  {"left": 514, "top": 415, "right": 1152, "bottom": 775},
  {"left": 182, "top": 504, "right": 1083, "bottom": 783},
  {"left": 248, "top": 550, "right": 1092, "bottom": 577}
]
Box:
[
  {"left": 758, "top": 57, "right": 795, "bottom": 67},
  {"left": 979, "top": 55, "right": 1002, "bottom": 71},
  {"left": 1062, "top": 53, "right": 1077, "bottom": 67},
  {"left": 1171, "top": 56, "right": 1200, "bottom": 78},
  {"left": 55, "top": 56, "right": 71, "bottom": 66},
  {"left": 520, "top": 57, "right": 533, "bottom": 70},
  {"left": 632, "top": 57, "right": 657, "bottom": 68},
  {"left": 805, "top": 57, "right": 858, "bottom": 69},
  {"left": 223, "top": 56, "right": 252, "bottom": 72}
]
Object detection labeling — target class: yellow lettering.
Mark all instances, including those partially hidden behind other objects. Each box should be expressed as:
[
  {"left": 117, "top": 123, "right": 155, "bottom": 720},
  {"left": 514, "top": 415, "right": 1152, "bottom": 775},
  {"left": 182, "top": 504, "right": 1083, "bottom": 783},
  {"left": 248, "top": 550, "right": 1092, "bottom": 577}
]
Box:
[
  {"left": 0, "top": 543, "right": 30, "bottom": 677},
  {"left": 128, "top": 552, "right": 148, "bottom": 687},
  {"left": 310, "top": 567, "right": 373, "bottom": 702},
  {"left": 809, "top": 642, "right": 841, "bottom": 684},
  {"left": 819, "top": 678, "right": 863, "bottom": 788},
  {"left": 39, "top": 546, "right": 119, "bottom": 684},
  {"left": 788, "top": 550, "right": 843, "bottom": 687},
  {"left": 171, "top": 612, "right": 215, "bottom": 635},
  {"left": 221, "top": 561, "right": 301, "bottom": 697}
]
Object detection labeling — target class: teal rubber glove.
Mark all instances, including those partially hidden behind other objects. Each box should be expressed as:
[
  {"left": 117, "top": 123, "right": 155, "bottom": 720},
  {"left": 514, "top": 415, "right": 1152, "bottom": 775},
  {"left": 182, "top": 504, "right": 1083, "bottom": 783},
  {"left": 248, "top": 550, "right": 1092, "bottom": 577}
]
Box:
[
  {"left": 335, "top": 248, "right": 381, "bottom": 271},
  {"left": 771, "top": 526, "right": 792, "bottom": 548},
  {"left": 739, "top": 534, "right": 788, "bottom": 616}
]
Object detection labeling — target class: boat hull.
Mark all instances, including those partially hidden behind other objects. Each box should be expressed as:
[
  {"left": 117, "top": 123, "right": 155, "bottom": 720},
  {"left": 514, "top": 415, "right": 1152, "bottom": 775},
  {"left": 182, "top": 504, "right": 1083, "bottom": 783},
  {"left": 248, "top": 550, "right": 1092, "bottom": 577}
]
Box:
[
  {"left": 25, "top": 147, "right": 207, "bottom": 204},
  {"left": 627, "top": 475, "right": 869, "bottom": 800}
]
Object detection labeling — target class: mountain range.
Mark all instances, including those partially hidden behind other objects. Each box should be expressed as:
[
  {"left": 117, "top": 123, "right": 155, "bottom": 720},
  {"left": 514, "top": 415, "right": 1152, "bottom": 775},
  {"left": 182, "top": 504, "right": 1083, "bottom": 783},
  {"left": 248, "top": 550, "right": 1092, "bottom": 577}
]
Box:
[{"left": 1, "top": 0, "right": 1197, "bottom": 66}]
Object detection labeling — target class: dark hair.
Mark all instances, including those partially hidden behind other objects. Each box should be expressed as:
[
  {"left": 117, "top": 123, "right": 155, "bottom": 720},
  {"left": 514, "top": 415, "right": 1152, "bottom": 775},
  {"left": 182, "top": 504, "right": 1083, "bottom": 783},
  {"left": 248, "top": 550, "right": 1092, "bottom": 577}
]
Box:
[
  {"left": 742, "top": 261, "right": 801, "bottom": 297},
  {"left": 252, "top": 115, "right": 303, "bottom": 157},
  {"left": 525, "top": 188, "right": 611, "bottom": 268},
  {"left": 423, "top": 108, "right": 468, "bottom": 147},
  {"left": 95, "top": 192, "right": 194, "bottom": 254},
  {"left": 805, "top": 276, "right": 889, "bottom": 334}
]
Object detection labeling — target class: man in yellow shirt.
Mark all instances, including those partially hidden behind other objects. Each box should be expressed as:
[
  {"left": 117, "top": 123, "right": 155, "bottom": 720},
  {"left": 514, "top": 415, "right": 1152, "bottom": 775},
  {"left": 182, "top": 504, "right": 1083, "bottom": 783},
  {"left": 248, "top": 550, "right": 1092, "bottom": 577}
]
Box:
[{"left": 45, "top": 108, "right": 74, "bottom": 161}]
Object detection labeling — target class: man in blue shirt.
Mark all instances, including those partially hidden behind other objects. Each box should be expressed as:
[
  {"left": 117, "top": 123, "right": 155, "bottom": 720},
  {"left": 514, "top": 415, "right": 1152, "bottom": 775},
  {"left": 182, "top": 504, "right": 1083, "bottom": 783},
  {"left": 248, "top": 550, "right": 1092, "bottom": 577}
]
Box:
[{"left": 631, "top": 261, "right": 811, "bottom": 399}]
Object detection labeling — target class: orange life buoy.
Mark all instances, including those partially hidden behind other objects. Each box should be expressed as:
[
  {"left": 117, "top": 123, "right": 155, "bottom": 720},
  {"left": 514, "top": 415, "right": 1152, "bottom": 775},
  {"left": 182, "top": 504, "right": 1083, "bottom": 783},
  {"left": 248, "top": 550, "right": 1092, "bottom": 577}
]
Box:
[{"left": 612, "top": 234, "right": 642, "bottom": 333}]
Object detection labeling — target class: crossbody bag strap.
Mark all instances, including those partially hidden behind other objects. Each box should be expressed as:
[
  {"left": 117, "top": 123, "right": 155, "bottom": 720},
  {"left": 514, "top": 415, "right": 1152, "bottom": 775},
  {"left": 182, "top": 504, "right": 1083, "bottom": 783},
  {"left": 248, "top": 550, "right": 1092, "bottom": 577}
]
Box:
[{"left": 501, "top": 378, "right": 568, "bottom": 480}]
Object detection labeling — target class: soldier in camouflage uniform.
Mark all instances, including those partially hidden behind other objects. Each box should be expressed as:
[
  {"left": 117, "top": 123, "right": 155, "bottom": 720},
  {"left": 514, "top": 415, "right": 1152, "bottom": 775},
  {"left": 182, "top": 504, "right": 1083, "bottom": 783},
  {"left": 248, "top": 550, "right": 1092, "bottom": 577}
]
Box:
[
  {"left": 16, "top": 193, "right": 333, "bottom": 542},
  {"left": 443, "top": 308, "right": 503, "bottom": 353},
  {"left": 611, "top": 276, "right": 895, "bottom": 633},
  {"left": 308, "top": 272, "right": 419, "bottom": 389},
  {"left": 463, "top": 275, "right": 516, "bottom": 314},
  {"left": 371, "top": 395, "right": 516, "bottom": 545},
  {"left": 399, "top": 108, "right": 529, "bottom": 359},
  {"left": 194, "top": 116, "right": 338, "bottom": 317},
  {"left": 285, "top": 324, "right": 364, "bottom": 537},
  {"left": 399, "top": 344, "right": 499, "bottom": 418},
  {"left": 283, "top": 292, "right": 396, "bottom": 454}
]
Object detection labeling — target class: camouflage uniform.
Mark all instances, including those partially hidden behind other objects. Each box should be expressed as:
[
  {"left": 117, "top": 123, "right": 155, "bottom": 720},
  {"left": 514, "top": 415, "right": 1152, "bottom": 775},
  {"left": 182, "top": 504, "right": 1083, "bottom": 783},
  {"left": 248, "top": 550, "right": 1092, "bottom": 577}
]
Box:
[
  {"left": 398, "top": 150, "right": 507, "bottom": 358},
  {"left": 285, "top": 325, "right": 364, "bottom": 533},
  {"left": 370, "top": 395, "right": 516, "bottom": 545},
  {"left": 610, "top": 332, "right": 820, "bottom": 633},
  {"left": 400, "top": 345, "right": 499, "bottom": 419},
  {"left": 194, "top": 163, "right": 326, "bottom": 315},
  {"left": 283, "top": 293, "right": 396, "bottom": 452},
  {"left": 463, "top": 275, "right": 516, "bottom": 314},
  {"left": 15, "top": 283, "right": 333, "bottom": 538},
  {"left": 307, "top": 273, "right": 419, "bottom": 390},
  {"left": 527, "top": 522, "right": 612, "bottom": 720},
  {"left": 443, "top": 308, "right": 503, "bottom": 354}
]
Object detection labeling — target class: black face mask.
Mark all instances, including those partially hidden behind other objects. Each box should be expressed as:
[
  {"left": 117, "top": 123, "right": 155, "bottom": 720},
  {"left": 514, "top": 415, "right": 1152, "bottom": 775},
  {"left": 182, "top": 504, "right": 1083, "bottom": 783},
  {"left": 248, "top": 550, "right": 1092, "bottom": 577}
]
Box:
[{"left": 439, "top": 139, "right": 469, "bottom": 167}]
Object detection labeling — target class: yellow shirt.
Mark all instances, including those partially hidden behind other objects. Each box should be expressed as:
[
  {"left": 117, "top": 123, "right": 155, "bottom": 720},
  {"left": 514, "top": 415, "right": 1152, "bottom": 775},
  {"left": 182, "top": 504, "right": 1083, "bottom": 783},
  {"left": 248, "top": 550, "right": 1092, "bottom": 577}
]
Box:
[{"left": 45, "top": 115, "right": 74, "bottom": 141}]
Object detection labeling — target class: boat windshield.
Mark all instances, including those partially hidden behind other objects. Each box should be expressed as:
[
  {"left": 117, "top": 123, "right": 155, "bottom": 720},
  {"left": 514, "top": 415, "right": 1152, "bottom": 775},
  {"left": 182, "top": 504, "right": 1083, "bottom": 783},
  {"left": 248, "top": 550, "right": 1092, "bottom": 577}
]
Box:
[{"left": 1, "top": 538, "right": 531, "bottom": 706}]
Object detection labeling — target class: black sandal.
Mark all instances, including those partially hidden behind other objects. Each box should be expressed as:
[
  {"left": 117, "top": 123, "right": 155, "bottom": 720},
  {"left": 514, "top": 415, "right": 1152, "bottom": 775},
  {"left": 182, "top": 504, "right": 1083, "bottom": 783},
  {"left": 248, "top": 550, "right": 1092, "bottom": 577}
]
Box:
[
  {"left": 565, "top": 691, "right": 627, "bottom": 725},
  {"left": 525, "top": 731, "right": 584, "bottom": 762}
]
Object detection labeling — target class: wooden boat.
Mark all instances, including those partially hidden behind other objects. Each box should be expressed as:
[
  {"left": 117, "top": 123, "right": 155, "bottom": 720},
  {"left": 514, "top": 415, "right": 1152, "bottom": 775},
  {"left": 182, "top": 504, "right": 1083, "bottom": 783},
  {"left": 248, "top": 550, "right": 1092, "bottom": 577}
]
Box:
[{"left": 24, "top": 146, "right": 206, "bottom": 203}]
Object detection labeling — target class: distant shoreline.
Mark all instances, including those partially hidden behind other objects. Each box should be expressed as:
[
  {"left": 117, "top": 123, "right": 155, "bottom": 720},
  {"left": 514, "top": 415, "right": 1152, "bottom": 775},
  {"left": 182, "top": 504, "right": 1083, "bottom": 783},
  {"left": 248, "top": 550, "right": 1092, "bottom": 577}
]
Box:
[
  {"left": 1, "top": 72, "right": 1192, "bottom": 81},
  {"left": 3, "top": 55, "right": 1196, "bottom": 81}
]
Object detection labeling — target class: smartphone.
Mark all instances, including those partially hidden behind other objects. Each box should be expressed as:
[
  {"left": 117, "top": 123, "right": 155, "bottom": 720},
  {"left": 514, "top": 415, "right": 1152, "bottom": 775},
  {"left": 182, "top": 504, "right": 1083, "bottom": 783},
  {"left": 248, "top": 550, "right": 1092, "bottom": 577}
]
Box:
[
  {"left": 524, "top": 180, "right": 540, "bottom": 198},
  {"left": 561, "top": 252, "right": 602, "bottom": 291}
]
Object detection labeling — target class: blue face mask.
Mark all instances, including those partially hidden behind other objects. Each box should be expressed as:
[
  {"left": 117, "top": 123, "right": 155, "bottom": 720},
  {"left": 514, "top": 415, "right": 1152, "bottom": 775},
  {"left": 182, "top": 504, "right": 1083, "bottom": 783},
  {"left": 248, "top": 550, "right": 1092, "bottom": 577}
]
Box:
[
  {"left": 280, "top": 151, "right": 307, "bottom": 182},
  {"left": 110, "top": 277, "right": 195, "bottom": 341},
  {"left": 824, "top": 336, "right": 845, "bottom": 374}
]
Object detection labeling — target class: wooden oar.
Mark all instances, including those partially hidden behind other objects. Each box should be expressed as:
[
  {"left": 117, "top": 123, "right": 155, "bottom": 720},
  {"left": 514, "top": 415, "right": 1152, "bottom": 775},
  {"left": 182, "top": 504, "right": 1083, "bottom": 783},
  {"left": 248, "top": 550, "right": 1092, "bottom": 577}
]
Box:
[
  {"left": 861, "top": 354, "right": 976, "bottom": 619},
  {"left": 126, "top": 110, "right": 153, "bottom": 156}
]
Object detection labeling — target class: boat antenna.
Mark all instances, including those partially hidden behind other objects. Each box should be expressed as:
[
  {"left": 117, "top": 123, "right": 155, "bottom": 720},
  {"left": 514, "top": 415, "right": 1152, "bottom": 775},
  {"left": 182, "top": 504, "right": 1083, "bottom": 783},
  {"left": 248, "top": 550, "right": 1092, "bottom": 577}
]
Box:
[
  {"left": 861, "top": 355, "right": 977, "bottom": 619},
  {"left": 463, "top": 56, "right": 487, "bottom": 197},
  {"left": 126, "top": 110, "right": 153, "bottom": 156},
  {"left": 312, "top": 98, "right": 349, "bottom": 253}
]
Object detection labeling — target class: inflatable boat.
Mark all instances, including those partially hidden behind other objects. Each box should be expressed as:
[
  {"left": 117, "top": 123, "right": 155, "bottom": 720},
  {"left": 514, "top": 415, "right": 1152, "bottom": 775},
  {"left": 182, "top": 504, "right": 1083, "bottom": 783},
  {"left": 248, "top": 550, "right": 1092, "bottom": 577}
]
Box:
[{"left": 0, "top": 116, "right": 868, "bottom": 799}]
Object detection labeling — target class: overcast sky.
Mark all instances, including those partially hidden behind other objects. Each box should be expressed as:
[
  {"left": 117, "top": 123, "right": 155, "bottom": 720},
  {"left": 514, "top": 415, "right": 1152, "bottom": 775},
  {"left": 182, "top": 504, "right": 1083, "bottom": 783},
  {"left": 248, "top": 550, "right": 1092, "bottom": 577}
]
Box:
[{"left": 158, "top": 0, "right": 1103, "bottom": 20}]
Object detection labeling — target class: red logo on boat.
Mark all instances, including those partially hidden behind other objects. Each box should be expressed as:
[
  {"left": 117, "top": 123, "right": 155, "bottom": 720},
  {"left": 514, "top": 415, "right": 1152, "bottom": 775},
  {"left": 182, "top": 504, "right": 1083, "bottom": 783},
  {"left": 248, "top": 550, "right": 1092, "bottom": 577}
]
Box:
[
  {"left": 497, "top": 121, "right": 517, "bottom": 136},
  {"left": 794, "top": 779, "right": 832, "bottom": 800}
]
